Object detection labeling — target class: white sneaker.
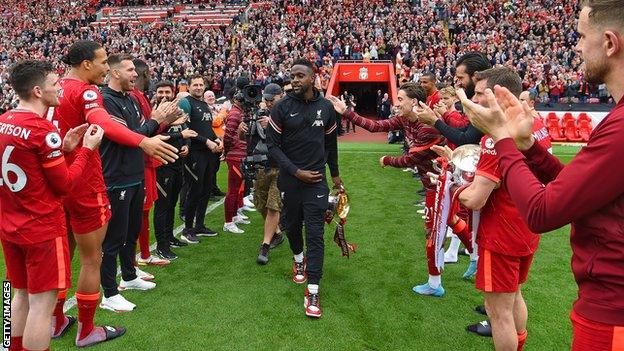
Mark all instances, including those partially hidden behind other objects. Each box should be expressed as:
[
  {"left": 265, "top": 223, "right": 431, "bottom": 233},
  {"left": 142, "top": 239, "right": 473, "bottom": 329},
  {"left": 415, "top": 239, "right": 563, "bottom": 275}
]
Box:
[
  {"left": 100, "top": 294, "right": 136, "bottom": 312},
  {"left": 236, "top": 210, "right": 249, "bottom": 220},
  {"left": 240, "top": 205, "right": 256, "bottom": 212},
  {"left": 233, "top": 216, "right": 250, "bottom": 225},
  {"left": 136, "top": 255, "right": 170, "bottom": 266},
  {"left": 417, "top": 209, "right": 426, "bottom": 214},
  {"left": 119, "top": 277, "right": 156, "bottom": 291},
  {"left": 223, "top": 222, "right": 244, "bottom": 234},
  {"left": 245, "top": 194, "right": 254, "bottom": 203},
  {"left": 135, "top": 266, "right": 154, "bottom": 281},
  {"left": 243, "top": 197, "right": 256, "bottom": 209}
]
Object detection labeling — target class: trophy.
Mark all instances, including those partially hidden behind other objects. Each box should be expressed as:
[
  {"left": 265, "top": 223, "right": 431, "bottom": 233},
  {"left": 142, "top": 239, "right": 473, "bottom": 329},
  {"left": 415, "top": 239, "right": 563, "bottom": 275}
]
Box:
[{"left": 325, "top": 186, "right": 356, "bottom": 258}]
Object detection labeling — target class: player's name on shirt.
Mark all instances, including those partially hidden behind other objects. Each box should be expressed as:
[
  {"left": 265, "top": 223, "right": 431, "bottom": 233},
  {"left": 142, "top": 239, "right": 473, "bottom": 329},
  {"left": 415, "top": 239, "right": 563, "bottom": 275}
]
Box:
[{"left": 0, "top": 121, "right": 32, "bottom": 140}]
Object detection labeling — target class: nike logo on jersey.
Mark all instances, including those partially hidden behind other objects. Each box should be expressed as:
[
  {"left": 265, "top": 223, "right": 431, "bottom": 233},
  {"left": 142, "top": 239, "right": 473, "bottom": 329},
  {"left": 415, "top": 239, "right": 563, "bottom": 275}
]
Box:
[
  {"left": 316, "top": 194, "right": 325, "bottom": 198},
  {"left": 290, "top": 113, "right": 299, "bottom": 117}
]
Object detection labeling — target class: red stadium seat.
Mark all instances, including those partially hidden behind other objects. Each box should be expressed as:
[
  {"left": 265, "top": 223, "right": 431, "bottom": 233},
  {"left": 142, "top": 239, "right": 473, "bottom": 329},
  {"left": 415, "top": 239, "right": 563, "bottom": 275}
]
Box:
[
  {"left": 562, "top": 112, "right": 575, "bottom": 123},
  {"left": 547, "top": 119, "right": 566, "bottom": 142},
  {"left": 547, "top": 112, "right": 559, "bottom": 121},
  {"left": 577, "top": 113, "right": 591, "bottom": 123},
  {"left": 578, "top": 119, "right": 593, "bottom": 141},
  {"left": 564, "top": 119, "right": 583, "bottom": 142}
]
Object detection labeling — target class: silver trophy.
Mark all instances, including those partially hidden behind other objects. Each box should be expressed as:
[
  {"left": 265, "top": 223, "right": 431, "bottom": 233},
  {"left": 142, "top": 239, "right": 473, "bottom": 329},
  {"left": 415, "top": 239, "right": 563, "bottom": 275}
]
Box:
[{"left": 450, "top": 144, "right": 481, "bottom": 185}]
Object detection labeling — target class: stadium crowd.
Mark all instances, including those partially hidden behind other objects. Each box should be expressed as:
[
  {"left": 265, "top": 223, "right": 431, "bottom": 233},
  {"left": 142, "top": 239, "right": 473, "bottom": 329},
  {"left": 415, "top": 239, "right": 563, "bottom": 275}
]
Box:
[{"left": 0, "top": 0, "right": 613, "bottom": 114}]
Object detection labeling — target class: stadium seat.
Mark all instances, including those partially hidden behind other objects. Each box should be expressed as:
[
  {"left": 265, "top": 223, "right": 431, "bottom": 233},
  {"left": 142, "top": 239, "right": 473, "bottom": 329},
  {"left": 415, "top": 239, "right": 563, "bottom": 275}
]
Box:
[
  {"left": 546, "top": 112, "right": 559, "bottom": 121},
  {"left": 562, "top": 112, "right": 575, "bottom": 123},
  {"left": 577, "top": 113, "right": 591, "bottom": 123},
  {"left": 564, "top": 119, "right": 583, "bottom": 142},
  {"left": 578, "top": 119, "right": 593, "bottom": 141},
  {"left": 546, "top": 119, "right": 566, "bottom": 142}
]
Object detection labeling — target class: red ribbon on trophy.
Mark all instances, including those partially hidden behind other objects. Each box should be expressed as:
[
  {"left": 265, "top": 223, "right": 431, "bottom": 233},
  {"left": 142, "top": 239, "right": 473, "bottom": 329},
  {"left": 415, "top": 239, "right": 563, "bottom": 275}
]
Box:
[
  {"left": 430, "top": 157, "right": 453, "bottom": 272},
  {"left": 325, "top": 186, "right": 356, "bottom": 258}
]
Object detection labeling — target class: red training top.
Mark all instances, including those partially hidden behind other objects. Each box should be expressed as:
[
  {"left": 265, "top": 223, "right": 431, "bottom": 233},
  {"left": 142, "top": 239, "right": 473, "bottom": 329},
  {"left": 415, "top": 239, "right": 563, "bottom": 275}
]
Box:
[
  {"left": 494, "top": 97, "right": 624, "bottom": 325},
  {"left": 475, "top": 119, "right": 551, "bottom": 257}
]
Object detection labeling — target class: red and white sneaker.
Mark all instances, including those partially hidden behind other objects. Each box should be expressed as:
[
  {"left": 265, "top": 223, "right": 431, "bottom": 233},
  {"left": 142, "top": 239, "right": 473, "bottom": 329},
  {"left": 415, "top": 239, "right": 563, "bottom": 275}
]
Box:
[
  {"left": 304, "top": 288, "right": 322, "bottom": 318},
  {"left": 292, "top": 258, "right": 307, "bottom": 284}
]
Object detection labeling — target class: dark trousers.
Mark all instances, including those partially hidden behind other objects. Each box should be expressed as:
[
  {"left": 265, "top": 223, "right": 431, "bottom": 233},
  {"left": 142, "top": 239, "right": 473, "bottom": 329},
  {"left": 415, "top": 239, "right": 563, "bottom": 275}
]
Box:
[
  {"left": 184, "top": 151, "right": 219, "bottom": 229},
  {"left": 101, "top": 183, "right": 144, "bottom": 298},
  {"left": 280, "top": 173, "right": 329, "bottom": 285},
  {"left": 154, "top": 166, "right": 183, "bottom": 250}
]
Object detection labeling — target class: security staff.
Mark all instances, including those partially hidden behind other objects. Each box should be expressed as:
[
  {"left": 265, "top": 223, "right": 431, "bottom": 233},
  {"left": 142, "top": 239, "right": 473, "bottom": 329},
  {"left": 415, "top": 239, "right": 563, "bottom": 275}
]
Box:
[
  {"left": 266, "top": 59, "right": 341, "bottom": 319},
  {"left": 178, "top": 75, "right": 223, "bottom": 244}
]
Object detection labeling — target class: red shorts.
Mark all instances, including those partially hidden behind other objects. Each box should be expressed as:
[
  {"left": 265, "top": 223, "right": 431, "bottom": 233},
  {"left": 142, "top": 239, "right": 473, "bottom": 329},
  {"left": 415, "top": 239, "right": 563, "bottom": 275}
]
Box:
[
  {"left": 143, "top": 166, "right": 157, "bottom": 211},
  {"left": 476, "top": 247, "right": 534, "bottom": 293},
  {"left": 571, "top": 310, "right": 624, "bottom": 351},
  {"left": 64, "top": 191, "right": 111, "bottom": 234},
  {"left": 1, "top": 237, "right": 71, "bottom": 294}
]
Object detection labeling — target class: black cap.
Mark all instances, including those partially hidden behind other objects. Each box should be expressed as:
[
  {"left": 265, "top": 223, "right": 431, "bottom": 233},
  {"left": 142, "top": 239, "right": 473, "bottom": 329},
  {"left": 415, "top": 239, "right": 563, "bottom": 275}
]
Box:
[{"left": 263, "top": 83, "right": 283, "bottom": 100}]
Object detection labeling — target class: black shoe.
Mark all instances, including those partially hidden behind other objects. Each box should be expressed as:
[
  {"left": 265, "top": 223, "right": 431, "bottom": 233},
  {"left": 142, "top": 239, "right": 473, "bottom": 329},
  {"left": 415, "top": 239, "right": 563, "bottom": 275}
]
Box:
[
  {"left": 170, "top": 237, "right": 188, "bottom": 248},
  {"left": 459, "top": 247, "right": 470, "bottom": 256},
  {"left": 180, "top": 229, "right": 200, "bottom": 244},
  {"left": 475, "top": 305, "right": 488, "bottom": 316},
  {"left": 466, "top": 320, "right": 492, "bottom": 337},
  {"left": 269, "top": 232, "right": 285, "bottom": 249},
  {"left": 157, "top": 248, "right": 178, "bottom": 260},
  {"left": 195, "top": 226, "right": 218, "bottom": 237},
  {"left": 256, "top": 244, "right": 270, "bottom": 265}
]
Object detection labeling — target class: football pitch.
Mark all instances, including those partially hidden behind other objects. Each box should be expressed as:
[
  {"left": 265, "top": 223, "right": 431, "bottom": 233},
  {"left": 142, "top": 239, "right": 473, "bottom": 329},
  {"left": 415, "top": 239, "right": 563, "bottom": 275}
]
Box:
[{"left": 2, "top": 142, "right": 581, "bottom": 350}]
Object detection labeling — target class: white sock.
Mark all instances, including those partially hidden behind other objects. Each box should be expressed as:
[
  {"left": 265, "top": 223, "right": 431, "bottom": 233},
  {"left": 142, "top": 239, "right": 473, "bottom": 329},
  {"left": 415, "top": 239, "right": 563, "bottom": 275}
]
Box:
[
  {"left": 428, "top": 275, "right": 441, "bottom": 288},
  {"left": 471, "top": 243, "right": 479, "bottom": 261},
  {"left": 446, "top": 234, "right": 461, "bottom": 256},
  {"left": 308, "top": 284, "right": 319, "bottom": 294},
  {"left": 294, "top": 252, "right": 304, "bottom": 263}
]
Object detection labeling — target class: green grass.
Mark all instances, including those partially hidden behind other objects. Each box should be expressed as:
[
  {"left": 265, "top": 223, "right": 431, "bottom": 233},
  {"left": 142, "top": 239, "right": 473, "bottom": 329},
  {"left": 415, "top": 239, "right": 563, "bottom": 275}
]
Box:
[{"left": 2, "top": 142, "right": 578, "bottom": 350}]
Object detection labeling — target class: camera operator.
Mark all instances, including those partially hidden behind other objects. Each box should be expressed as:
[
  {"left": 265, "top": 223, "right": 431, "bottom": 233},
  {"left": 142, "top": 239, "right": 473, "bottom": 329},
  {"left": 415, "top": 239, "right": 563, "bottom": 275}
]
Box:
[
  {"left": 222, "top": 85, "right": 252, "bottom": 234},
  {"left": 238, "top": 83, "right": 286, "bottom": 265}
]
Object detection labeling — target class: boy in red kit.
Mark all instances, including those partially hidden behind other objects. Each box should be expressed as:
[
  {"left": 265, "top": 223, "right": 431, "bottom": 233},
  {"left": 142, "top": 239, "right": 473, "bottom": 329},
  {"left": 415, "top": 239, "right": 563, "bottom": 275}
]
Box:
[
  {"left": 455, "top": 67, "right": 550, "bottom": 351},
  {"left": 49, "top": 40, "right": 178, "bottom": 347},
  {"left": 463, "top": 2, "right": 624, "bottom": 350},
  {"left": 0, "top": 60, "right": 108, "bottom": 351}
]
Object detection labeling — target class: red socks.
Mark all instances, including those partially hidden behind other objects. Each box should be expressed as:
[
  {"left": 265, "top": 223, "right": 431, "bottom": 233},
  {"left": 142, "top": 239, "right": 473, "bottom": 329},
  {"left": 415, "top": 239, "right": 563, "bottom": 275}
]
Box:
[
  {"left": 517, "top": 330, "right": 528, "bottom": 351},
  {"left": 52, "top": 289, "right": 68, "bottom": 335},
  {"left": 138, "top": 210, "right": 151, "bottom": 260},
  {"left": 451, "top": 219, "right": 474, "bottom": 253},
  {"left": 9, "top": 336, "right": 22, "bottom": 351},
  {"left": 76, "top": 291, "right": 100, "bottom": 340}
]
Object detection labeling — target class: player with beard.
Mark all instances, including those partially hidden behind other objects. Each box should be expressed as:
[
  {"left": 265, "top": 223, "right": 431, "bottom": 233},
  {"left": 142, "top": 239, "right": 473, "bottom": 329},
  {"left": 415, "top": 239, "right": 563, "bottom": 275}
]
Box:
[
  {"left": 98, "top": 54, "right": 183, "bottom": 312},
  {"left": 417, "top": 52, "right": 492, "bottom": 147},
  {"left": 266, "top": 59, "right": 341, "bottom": 318},
  {"left": 153, "top": 81, "right": 196, "bottom": 259},
  {"left": 49, "top": 40, "right": 178, "bottom": 347},
  {"left": 463, "top": 2, "right": 624, "bottom": 349},
  {"left": 0, "top": 60, "right": 107, "bottom": 351},
  {"left": 131, "top": 59, "right": 175, "bottom": 267}
]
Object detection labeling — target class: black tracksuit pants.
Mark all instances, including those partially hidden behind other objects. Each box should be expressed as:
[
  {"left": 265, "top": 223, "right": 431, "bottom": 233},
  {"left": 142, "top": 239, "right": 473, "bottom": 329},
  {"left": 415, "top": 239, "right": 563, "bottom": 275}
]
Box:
[
  {"left": 184, "top": 150, "right": 219, "bottom": 229},
  {"left": 154, "top": 165, "right": 183, "bottom": 250},
  {"left": 101, "top": 183, "right": 144, "bottom": 298},
  {"left": 280, "top": 173, "right": 329, "bottom": 285}
]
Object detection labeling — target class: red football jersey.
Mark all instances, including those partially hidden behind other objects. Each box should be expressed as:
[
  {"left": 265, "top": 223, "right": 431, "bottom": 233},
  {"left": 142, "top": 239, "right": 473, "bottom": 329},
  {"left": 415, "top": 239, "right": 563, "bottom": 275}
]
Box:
[
  {"left": 48, "top": 78, "right": 107, "bottom": 196},
  {"left": 475, "top": 120, "right": 551, "bottom": 257},
  {"left": 426, "top": 90, "right": 440, "bottom": 109},
  {"left": 0, "top": 110, "right": 66, "bottom": 244}
]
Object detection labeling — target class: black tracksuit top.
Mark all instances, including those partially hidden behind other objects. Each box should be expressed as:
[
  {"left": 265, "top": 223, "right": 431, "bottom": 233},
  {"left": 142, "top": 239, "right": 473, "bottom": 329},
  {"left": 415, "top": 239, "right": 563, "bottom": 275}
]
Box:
[{"left": 266, "top": 90, "right": 339, "bottom": 178}]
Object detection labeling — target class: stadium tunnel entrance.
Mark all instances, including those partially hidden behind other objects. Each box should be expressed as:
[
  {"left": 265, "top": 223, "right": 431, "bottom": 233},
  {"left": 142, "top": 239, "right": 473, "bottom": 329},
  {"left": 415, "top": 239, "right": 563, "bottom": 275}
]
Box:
[
  {"left": 338, "top": 82, "right": 389, "bottom": 116},
  {"left": 326, "top": 61, "right": 398, "bottom": 118}
]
